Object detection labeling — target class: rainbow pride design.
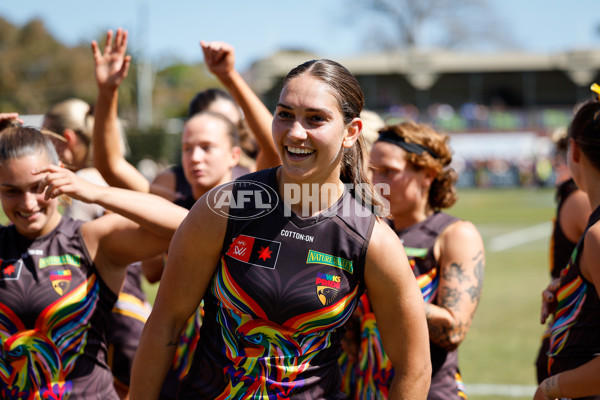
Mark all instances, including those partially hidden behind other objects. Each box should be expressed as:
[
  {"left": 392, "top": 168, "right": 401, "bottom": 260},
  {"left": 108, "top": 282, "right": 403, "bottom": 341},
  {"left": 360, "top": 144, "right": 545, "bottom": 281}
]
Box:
[
  {"left": 211, "top": 257, "right": 358, "bottom": 398},
  {"left": 0, "top": 276, "right": 99, "bottom": 399},
  {"left": 548, "top": 248, "right": 587, "bottom": 372},
  {"left": 173, "top": 307, "right": 203, "bottom": 380}
]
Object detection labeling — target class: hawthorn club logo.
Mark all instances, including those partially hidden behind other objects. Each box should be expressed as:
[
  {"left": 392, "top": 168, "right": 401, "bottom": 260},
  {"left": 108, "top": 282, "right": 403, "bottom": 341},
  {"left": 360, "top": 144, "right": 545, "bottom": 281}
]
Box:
[
  {"left": 50, "top": 269, "right": 72, "bottom": 295},
  {"left": 315, "top": 272, "right": 341, "bottom": 306}
]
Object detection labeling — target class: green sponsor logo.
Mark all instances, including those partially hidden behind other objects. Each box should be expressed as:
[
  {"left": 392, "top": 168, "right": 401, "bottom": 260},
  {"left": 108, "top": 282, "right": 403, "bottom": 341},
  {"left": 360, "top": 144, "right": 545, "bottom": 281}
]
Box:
[
  {"left": 39, "top": 254, "right": 81, "bottom": 269},
  {"left": 404, "top": 247, "right": 428, "bottom": 258},
  {"left": 306, "top": 250, "right": 353, "bottom": 274}
]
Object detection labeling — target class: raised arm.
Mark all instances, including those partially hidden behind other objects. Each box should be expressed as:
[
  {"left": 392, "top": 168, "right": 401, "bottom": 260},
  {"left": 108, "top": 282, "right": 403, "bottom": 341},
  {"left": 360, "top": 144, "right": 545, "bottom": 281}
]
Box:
[
  {"left": 201, "top": 41, "right": 280, "bottom": 170},
  {"left": 365, "top": 220, "right": 431, "bottom": 399},
  {"left": 36, "top": 164, "right": 186, "bottom": 237},
  {"left": 92, "top": 28, "right": 151, "bottom": 192},
  {"left": 34, "top": 164, "right": 188, "bottom": 293},
  {"left": 130, "top": 196, "right": 227, "bottom": 399},
  {"left": 426, "top": 220, "right": 485, "bottom": 351}
]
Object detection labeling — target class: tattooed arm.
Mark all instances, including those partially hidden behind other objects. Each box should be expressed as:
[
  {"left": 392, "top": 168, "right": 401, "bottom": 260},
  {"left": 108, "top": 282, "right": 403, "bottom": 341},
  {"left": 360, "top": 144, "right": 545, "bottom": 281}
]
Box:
[{"left": 426, "top": 220, "right": 485, "bottom": 351}]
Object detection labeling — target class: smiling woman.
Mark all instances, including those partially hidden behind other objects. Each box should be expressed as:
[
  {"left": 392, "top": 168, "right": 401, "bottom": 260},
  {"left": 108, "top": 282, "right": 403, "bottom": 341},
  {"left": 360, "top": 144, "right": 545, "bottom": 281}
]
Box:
[
  {"left": 130, "top": 59, "right": 431, "bottom": 400},
  {"left": 0, "top": 126, "right": 187, "bottom": 399}
]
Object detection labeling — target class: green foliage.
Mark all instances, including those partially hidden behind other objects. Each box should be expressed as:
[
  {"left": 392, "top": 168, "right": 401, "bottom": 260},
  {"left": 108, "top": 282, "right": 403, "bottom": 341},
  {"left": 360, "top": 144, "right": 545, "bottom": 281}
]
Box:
[
  {"left": 0, "top": 16, "right": 217, "bottom": 128},
  {"left": 125, "top": 127, "right": 181, "bottom": 167},
  {"left": 154, "top": 62, "right": 225, "bottom": 119}
]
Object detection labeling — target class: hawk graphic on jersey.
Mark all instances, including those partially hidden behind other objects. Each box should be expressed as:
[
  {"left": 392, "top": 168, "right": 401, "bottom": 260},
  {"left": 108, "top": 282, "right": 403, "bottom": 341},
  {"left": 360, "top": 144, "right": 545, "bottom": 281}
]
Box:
[
  {"left": 0, "top": 275, "right": 99, "bottom": 400},
  {"left": 213, "top": 257, "right": 358, "bottom": 398}
]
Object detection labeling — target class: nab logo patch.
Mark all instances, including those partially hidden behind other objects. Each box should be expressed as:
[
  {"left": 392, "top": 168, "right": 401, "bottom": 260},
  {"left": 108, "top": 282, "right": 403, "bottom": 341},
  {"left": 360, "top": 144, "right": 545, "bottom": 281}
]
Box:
[
  {"left": 226, "top": 234, "right": 281, "bottom": 269},
  {"left": 50, "top": 269, "right": 72, "bottom": 295},
  {"left": 0, "top": 258, "right": 23, "bottom": 281},
  {"left": 316, "top": 272, "right": 341, "bottom": 306}
]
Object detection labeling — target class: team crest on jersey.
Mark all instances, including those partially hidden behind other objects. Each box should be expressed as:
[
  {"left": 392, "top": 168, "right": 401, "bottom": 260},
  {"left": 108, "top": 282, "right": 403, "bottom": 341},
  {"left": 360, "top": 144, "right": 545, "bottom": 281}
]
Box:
[
  {"left": 316, "top": 272, "right": 341, "bottom": 305},
  {"left": 0, "top": 258, "right": 23, "bottom": 281},
  {"left": 50, "top": 269, "right": 72, "bottom": 295},
  {"left": 226, "top": 234, "right": 281, "bottom": 269}
]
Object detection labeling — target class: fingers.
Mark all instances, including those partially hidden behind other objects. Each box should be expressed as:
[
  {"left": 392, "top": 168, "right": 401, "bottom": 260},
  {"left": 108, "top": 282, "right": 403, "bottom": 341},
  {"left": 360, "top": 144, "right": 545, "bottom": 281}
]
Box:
[
  {"left": 540, "top": 286, "right": 558, "bottom": 324},
  {"left": 104, "top": 29, "right": 114, "bottom": 54},
  {"left": 93, "top": 28, "right": 128, "bottom": 58},
  {"left": 91, "top": 40, "right": 100, "bottom": 60},
  {"left": 115, "top": 28, "right": 129, "bottom": 54},
  {"left": 200, "top": 41, "right": 232, "bottom": 66}
]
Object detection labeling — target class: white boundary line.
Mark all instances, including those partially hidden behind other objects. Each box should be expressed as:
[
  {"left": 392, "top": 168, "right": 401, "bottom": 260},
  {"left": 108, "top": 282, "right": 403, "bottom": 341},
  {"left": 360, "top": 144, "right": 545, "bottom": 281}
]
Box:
[
  {"left": 466, "top": 383, "right": 537, "bottom": 397},
  {"left": 487, "top": 222, "right": 552, "bottom": 252}
]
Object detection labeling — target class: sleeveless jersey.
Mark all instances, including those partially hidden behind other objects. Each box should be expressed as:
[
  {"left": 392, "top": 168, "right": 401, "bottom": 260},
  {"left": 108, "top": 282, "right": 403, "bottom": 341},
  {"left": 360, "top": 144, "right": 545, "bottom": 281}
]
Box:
[
  {"left": 340, "top": 212, "right": 464, "bottom": 400},
  {"left": 171, "top": 165, "right": 196, "bottom": 210},
  {"left": 179, "top": 167, "right": 375, "bottom": 399},
  {"left": 550, "top": 178, "right": 579, "bottom": 278},
  {"left": 0, "top": 218, "right": 119, "bottom": 400},
  {"left": 535, "top": 178, "right": 580, "bottom": 383},
  {"left": 548, "top": 205, "right": 600, "bottom": 377}
]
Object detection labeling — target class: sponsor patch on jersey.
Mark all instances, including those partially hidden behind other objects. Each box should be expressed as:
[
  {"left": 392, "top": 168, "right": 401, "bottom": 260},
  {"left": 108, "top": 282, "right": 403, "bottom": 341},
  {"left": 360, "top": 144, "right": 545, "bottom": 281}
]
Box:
[
  {"left": 404, "top": 247, "right": 428, "bottom": 258},
  {"left": 226, "top": 234, "right": 281, "bottom": 269},
  {"left": 50, "top": 269, "right": 72, "bottom": 295},
  {"left": 0, "top": 258, "right": 23, "bottom": 281},
  {"left": 39, "top": 254, "right": 81, "bottom": 269},
  {"left": 306, "top": 250, "right": 353, "bottom": 274},
  {"left": 316, "top": 272, "right": 341, "bottom": 305}
]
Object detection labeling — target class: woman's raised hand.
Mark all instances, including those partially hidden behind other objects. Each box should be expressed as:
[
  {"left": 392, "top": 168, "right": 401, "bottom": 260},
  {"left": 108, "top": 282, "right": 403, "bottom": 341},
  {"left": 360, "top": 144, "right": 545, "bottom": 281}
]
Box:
[
  {"left": 201, "top": 40, "right": 236, "bottom": 79},
  {"left": 92, "top": 28, "right": 132, "bottom": 91}
]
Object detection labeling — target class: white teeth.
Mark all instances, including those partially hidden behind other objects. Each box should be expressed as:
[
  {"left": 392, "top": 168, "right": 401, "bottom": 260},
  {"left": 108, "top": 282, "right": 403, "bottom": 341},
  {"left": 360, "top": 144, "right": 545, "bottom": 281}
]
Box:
[{"left": 287, "top": 147, "right": 314, "bottom": 155}]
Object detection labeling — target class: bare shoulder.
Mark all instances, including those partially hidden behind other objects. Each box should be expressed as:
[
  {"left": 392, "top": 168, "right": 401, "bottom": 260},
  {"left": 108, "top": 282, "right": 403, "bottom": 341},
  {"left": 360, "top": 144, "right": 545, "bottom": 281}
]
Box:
[
  {"left": 365, "top": 219, "right": 410, "bottom": 282},
  {"left": 581, "top": 221, "right": 600, "bottom": 288},
  {"left": 560, "top": 189, "right": 591, "bottom": 241},
  {"left": 584, "top": 222, "right": 600, "bottom": 253},
  {"left": 441, "top": 219, "right": 482, "bottom": 242},
  {"left": 368, "top": 219, "right": 403, "bottom": 256}
]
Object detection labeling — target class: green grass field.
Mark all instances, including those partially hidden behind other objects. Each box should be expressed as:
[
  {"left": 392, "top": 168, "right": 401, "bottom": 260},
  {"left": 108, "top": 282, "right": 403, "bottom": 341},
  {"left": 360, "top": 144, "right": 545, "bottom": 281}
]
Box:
[{"left": 0, "top": 187, "right": 556, "bottom": 399}]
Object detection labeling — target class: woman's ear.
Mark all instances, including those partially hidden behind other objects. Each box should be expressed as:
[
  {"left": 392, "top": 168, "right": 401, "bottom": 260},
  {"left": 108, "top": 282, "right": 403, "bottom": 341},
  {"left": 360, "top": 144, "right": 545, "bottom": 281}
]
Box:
[
  {"left": 343, "top": 118, "right": 363, "bottom": 148},
  {"left": 62, "top": 129, "right": 79, "bottom": 149},
  {"left": 569, "top": 138, "right": 581, "bottom": 163},
  {"left": 423, "top": 168, "right": 436, "bottom": 188},
  {"left": 229, "top": 146, "right": 242, "bottom": 168}
]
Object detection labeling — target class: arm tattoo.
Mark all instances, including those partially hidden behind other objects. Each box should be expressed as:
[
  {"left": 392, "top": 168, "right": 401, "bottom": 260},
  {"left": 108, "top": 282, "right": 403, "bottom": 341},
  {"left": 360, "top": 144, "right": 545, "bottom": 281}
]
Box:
[
  {"left": 466, "top": 251, "right": 485, "bottom": 303},
  {"left": 442, "top": 262, "right": 470, "bottom": 284},
  {"left": 166, "top": 340, "right": 178, "bottom": 347},
  {"left": 440, "top": 287, "right": 461, "bottom": 310}
]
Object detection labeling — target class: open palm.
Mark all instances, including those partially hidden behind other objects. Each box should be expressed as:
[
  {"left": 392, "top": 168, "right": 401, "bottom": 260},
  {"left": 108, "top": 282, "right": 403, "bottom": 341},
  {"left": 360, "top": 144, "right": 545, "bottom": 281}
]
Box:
[{"left": 92, "top": 28, "right": 131, "bottom": 91}]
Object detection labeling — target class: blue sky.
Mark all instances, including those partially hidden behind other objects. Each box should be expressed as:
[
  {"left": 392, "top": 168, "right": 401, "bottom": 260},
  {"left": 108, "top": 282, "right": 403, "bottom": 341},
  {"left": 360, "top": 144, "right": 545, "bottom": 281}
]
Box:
[{"left": 0, "top": 0, "right": 598, "bottom": 71}]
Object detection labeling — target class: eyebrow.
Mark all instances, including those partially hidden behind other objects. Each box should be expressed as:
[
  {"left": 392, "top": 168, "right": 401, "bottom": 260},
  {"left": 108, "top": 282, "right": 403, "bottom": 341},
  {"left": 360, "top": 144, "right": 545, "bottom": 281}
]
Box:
[
  {"left": 275, "top": 103, "right": 334, "bottom": 116},
  {"left": 0, "top": 180, "right": 43, "bottom": 189}
]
